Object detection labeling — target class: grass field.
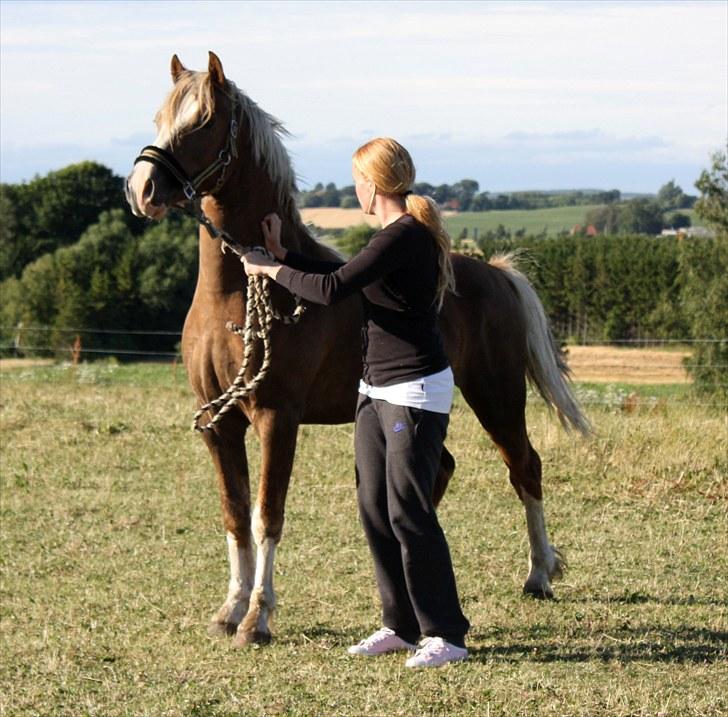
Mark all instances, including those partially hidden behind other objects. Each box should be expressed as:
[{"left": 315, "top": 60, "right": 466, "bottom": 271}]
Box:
[
  {"left": 1, "top": 363, "right": 726, "bottom": 716},
  {"left": 444, "top": 205, "right": 602, "bottom": 237},
  {"left": 300, "top": 207, "right": 699, "bottom": 237}
]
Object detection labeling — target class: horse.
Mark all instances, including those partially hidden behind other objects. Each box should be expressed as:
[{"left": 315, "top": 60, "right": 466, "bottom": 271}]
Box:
[{"left": 126, "top": 52, "right": 589, "bottom": 647}]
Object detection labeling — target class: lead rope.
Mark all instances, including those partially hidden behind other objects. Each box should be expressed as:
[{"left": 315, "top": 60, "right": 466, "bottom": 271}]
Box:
[
  {"left": 188, "top": 202, "right": 307, "bottom": 433},
  {"left": 192, "top": 270, "right": 273, "bottom": 432}
]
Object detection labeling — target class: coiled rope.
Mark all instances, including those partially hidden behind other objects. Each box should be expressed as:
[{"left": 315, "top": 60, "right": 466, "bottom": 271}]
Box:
[{"left": 187, "top": 202, "right": 306, "bottom": 432}]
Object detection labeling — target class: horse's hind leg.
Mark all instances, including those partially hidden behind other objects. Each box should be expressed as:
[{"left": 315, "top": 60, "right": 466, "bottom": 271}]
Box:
[
  {"left": 462, "top": 380, "right": 565, "bottom": 599},
  {"left": 201, "top": 411, "right": 255, "bottom": 636},
  {"left": 432, "top": 444, "right": 455, "bottom": 507},
  {"left": 502, "top": 433, "right": 566, "bottom": 599}
]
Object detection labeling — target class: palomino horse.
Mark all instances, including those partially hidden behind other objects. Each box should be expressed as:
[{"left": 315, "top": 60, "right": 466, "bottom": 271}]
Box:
[{"left": 126, "top": 52, "right": 589, "bottom": 647}]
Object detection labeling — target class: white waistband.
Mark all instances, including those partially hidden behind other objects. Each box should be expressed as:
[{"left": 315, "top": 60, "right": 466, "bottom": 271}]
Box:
[{"left": 358, "top": 366, "right": 454, "bottom": 414}]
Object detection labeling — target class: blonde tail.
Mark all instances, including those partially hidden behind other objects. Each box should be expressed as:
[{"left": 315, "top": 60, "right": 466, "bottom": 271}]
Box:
[{"left": 489, "top": 254, "right": 591, "bottom": 435}]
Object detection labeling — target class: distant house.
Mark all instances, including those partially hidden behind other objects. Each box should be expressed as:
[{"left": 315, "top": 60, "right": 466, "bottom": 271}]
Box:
[
  {"left": 660, "top": 227, "right": 715, "bottom": 239},
  {"left": 570, "top": 224, "right": 599, "bottom": 237}
]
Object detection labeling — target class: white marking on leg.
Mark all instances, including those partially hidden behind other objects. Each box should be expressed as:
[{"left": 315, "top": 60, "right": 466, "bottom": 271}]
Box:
[
  {"left": 219, "top": 532, "right": 254, "bottom": 624},
  {"left": 522, "top": 492, "right": 556, "bottom": 595},
  {"left": 245, "top": 505, "right": 277, "bottom": 635}
]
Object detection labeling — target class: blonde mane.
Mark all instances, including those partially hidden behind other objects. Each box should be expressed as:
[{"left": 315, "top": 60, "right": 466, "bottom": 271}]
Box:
[{"left": 156, "top": 70, "right": 336, "bottom": 258}]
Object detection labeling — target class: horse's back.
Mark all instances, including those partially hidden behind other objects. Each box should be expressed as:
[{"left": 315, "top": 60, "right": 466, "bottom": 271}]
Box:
[{"left": 441, "top": 254, "right": 529, "bottom": 392}]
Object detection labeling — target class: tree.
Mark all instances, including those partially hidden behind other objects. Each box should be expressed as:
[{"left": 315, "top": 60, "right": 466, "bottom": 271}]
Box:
[
  {"left": 432, "top": 184, "right": 453, "bottom": 205},
  {"left": 340, "top": 195, "right": 359, "bottom": 209},
  {"left": 470, "top": 192, "right": 492, "bottom": 211},
  {"left": 0, "top": 162, "right": 136, "bottom": 281},
  {"left": 586, "top": 205, "right": 621, "bottom": 234},
  {"left": 136, "top": 213, "right": 198, "bottom": 327},
  {"left": 413, "top": 182, "right": 435, "bottom": 197},
  {"left": 0, "top": 186, "right": 22, "bottom": 279},
  {"left": 681, "top": 146, "right": 728, "bottom": 398},
  {"left": 657, "top": 180, "right": 686, "bottom": 210},
  {"left": 336, "top": 224, "right": 375, "bottom": 258},
  {"left": 666, "top": 212, "right": 691, "bottom": 229},
  {"left": 451, "top": 179, "right": 479, "bottom": 211},
  {"left": 694, "top": 147, "right": 728, "bottom": 233},
  {"left": 617, "top": 199, "right": 664, "bottom": 235}
]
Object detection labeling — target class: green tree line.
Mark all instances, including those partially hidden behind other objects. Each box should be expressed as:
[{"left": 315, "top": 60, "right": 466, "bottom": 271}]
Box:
[
  {"left": 297, "top": 178, "right": 696, "bottom": 215},
  {"left": 1, "top": 155, "right": 724, "bottom": 398}
]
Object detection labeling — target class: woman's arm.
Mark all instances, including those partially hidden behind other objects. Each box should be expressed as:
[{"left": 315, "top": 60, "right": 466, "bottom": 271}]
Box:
[
  {"left": 273, "top": 229, "right": 407, "bottom": 305},
  {"left": 244, "top": 214, "right": 409, "bottom": 305}
]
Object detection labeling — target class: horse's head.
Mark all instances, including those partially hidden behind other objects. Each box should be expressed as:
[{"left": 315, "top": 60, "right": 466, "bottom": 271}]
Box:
[{"left": 126, "top": 52, "right": 240, "bottom": 220}]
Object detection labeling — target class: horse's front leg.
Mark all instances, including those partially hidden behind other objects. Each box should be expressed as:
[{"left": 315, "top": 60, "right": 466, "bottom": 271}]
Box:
[
  {"left": 233, "top": 408, "right": 298, "bottom": 647},
  {"left": 200, "top": 411, "right": 255, "bottom": 636}
]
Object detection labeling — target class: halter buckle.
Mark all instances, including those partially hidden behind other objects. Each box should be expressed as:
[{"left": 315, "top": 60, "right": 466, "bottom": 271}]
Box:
[{"left": 183, "top": 182, "right": 196, "bottom": 201}]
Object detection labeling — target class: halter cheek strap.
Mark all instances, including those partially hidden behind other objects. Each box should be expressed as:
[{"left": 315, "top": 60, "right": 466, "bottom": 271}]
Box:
[{"left": 133, "top": 93, "right": 241, "bottom": 201}]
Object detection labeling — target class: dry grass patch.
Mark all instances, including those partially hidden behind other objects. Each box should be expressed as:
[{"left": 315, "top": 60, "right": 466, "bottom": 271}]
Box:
[{"left": 566, "top": 346, "right": 691, "bottom": 384}]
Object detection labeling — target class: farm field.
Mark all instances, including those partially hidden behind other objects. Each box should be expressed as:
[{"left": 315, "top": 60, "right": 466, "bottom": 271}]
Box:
[
  {"left": 565, "top": 346, "right": 691, "bottom": 384},
  {"left": 444, "top": 205, "right": 602, "bottom": 237},
  {"left": 299, "top": 206, "right": 699, "bottom": 237},
  {"left": 1, "top": 362, "right": 726, "bottom": 717}
]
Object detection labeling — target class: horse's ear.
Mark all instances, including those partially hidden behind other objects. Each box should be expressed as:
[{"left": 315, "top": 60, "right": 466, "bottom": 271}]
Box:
[
  {"left": 171, "top": 54, "right": 186, "bottom": 83},
  {"left": 207, "top": 51, "right": 226, "bottom": 87}
]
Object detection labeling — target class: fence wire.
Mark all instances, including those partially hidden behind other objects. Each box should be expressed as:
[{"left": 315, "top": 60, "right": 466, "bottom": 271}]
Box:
[
  {"left": 3, "top": 344, "right": 727, "bottom": 371},
  {"left": 1, "top": 328, "right": 726, "bottom": 410},
  {"left": 3, "top": 326, "right": 725, "bottom": 344}
]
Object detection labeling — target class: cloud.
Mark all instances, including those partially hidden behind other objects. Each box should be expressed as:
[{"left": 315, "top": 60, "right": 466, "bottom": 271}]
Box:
[
  {"left": 500, "top": 130, "right": 669, "bottom": 155},
  {"left": 1, "top": 1, "right": 724, "bottom": 192}
]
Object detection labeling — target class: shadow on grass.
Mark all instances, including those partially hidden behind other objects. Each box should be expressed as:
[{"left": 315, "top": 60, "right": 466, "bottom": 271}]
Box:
[
  {"left": 561, "top": 591, "right": 728, "bottom": 607},
  {"left": 296, "top": 622, "right": 727, "bottom": 665},
  {"left": 468, "top": 624, "right": 728, "bottom": 664}
]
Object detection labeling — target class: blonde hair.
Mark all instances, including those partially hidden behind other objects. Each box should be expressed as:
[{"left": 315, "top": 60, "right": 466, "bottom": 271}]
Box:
[{"left": 352, "top": 137, "right": 455, "bottom": 309}]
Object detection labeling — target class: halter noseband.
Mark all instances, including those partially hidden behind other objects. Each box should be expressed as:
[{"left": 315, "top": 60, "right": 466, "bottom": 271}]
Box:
[{"left": 134, "top": 91, "right": 241, "bottom": 201}]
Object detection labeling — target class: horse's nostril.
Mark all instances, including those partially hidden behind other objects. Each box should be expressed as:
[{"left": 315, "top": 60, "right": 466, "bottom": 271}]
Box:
[{"left": 142, "top": 178, "right": 155, "bottom": 205}]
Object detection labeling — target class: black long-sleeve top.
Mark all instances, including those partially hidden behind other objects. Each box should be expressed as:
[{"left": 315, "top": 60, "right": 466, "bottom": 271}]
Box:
[{"left": 275, "top": 214, "right": 449, "bottom": 387}]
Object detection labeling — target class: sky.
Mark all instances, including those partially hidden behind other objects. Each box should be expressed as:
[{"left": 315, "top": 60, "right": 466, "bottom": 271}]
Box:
[{"left": 1, "top": 0, "right": 726, "bottom": 193}]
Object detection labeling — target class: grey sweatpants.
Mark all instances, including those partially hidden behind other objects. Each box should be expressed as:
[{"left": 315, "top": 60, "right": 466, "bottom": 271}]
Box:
[{"left": 354, "top": 395, "right": 470, "bottom": 646}]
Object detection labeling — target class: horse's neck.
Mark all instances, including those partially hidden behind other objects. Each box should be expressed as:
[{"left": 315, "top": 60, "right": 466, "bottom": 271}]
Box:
[{"left": 195, "top": 166, "right": 339, "bottom": 294}]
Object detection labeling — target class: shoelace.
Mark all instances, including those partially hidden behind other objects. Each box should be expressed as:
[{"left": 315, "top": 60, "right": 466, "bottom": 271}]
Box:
[
  {"left": 359, "top": 628, "right": 393, "bottom": 648},
  {"left": 416, "top": 637, "right": 447, "bottom": 657}
]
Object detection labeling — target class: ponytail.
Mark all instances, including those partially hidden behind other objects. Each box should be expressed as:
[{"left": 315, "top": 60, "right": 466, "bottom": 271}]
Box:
[{"left": 404, "top": 193, "right": 455, "bottom": 310}]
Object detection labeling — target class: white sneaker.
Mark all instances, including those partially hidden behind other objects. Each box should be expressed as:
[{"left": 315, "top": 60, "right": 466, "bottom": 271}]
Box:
[
  {"left": 405, "top": 637, "right": 468, "bottom": 668},
  {"left": 347, "top": 627, "right": 417, "bottom": 656}
]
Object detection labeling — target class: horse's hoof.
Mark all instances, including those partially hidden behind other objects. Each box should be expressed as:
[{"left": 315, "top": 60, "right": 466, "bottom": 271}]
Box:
[
  {"left": 523, "top": 584, "right": 554, "bottom": 600},
  {"left": 208, "top": 620, "right": 239, "bottom": 637},
  {"left": 231, "top": 629, "right": 272, "bottom": 648}
]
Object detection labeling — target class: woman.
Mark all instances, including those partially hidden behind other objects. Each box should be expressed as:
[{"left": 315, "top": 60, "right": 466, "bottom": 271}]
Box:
[{"left": 242, "top": 137, "right": 469, "bottom": 668}]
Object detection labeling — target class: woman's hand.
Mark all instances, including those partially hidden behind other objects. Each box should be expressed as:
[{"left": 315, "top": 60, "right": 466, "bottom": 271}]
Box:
[
  {"left": 261, "top": 213, "right": 287, "bottom": 261},
  {"left": 241, "top": 249, "right": 281, "bottom": 279}
]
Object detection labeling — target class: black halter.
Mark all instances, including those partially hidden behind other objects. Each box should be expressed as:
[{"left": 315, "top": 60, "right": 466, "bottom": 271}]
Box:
[{"left": 134, "top": 92, "right": 241, "bottom": 201}]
